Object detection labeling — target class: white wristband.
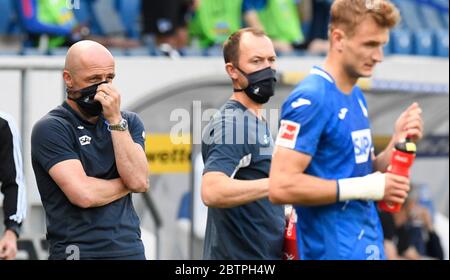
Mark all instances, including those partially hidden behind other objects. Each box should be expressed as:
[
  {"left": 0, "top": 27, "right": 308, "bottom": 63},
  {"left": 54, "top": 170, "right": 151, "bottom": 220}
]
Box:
[{"left": 337, "top": 172, "right": 386, "bottom": 202}]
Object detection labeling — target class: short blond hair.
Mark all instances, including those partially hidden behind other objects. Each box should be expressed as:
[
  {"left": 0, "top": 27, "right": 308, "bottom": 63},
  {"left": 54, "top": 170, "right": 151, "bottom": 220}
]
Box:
[{"left": 329, "top": 0, "right": 401, "bottom": 37}]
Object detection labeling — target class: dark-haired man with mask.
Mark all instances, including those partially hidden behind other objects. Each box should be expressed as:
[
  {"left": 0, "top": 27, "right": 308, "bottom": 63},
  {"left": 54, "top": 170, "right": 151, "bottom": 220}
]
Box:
[
  {"left": 201, "top": 28, "right": 285, "bottom": 260},
  {"left": 31, "top": 40, "right": 149, "bottom": 260}
]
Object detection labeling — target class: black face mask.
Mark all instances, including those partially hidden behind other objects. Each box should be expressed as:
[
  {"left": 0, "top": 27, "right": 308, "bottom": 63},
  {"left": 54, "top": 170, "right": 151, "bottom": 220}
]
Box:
[
  {"left": 234, "top": 66, "right": 277, "bottom": 104},
  {"left": 67, "top": 81, "right": 108, "bottom": 117}
]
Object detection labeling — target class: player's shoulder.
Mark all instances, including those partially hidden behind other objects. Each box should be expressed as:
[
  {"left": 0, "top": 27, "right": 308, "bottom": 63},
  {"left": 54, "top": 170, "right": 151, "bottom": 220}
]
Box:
[
  {"left": 353, "top": 85, "right": 367, "bottom": 100},
  {"left": 213, "top": 100, "right": 249, "bottom": 125},
  {"left": 34, "top": 109, "right": 62, "bottom": 128},
  {"left": 294, "top": 67, "right": 334, "bottom": 98},
  {"left": 284, "top": 69, "right": 333, "bottom": 111},
  {"left": 221, "top": 99, "right": 247, "bottom": 113},
  {"left": 32, "top": 107, "right": 72, "bottom": 137},
  {"left": 203, "top": 100, "right": 250, "bottom": 144},
  {"left": 121, "top": 110, "right": 139, "bottom": 118}
]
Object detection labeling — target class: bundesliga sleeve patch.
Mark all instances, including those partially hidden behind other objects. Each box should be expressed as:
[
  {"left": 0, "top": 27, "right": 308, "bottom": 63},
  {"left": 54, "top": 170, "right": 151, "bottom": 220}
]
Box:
[{"left": 276, "top": 120, "right": 301, "bottom": 149}]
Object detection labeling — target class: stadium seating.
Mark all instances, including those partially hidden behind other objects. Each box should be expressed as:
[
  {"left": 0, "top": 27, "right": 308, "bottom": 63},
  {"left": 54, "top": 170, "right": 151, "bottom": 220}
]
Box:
[
  {"left": 391, "top": 29, "right": 413, "bottom": 55},
  {"left": 435, "top": 29, "right": 449, "bottom": 57},
  {"left": 393, "top": 0, "right": 425, "bottom": 30},
  {"left": 0, "top": 0, "right": 12, "bottom": 34},
  {"left": 383, "top": 39, "right": 392, "bottom": 56},
  {"left": 419, "top": 1, "right": 447, "bottom": 30},
  {"left": 0, "top": 0, "right": 19, "bottom": 35},
  {"left": 391, "top": 0, "right": 448, "bottom": 56},
  {"left": 1, "top": 0, "right": 448, "bottom": 57},
  {"left": 414, "top": 29, "right": 435, "bottom": 56}
]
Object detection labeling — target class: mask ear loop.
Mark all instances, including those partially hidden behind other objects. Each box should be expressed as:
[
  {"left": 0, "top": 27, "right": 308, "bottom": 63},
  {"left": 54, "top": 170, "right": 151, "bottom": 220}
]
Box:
[
  {"left": 233, "top": 66, "right": 249, "bottom": 93},
  {"left": 66, "top": 88, "right": 80, "bottom": 101}
]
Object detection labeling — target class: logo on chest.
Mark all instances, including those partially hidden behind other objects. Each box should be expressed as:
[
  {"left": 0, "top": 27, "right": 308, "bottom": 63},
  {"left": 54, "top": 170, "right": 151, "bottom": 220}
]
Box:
[
  {"left": 79, "top": 135, "right": 92, "bottom": 146},
  {"left": 351, "top": 129, "right": 372, "bottom": 164},
  {"left": 338, "top": 108, "right": 349, "bottom": 120}
]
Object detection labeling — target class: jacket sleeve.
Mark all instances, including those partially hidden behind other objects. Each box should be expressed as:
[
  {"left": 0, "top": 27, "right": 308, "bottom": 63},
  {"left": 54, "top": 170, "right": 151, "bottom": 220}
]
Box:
[{"left": 0, "top": 116, "right": 26, "bottom": 237}]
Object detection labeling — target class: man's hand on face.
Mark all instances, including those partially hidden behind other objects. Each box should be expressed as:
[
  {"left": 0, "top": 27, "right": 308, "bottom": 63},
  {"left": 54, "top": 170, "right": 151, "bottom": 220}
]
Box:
[{"left": 95, "top": 83, "right": 122, "bottom": 124}]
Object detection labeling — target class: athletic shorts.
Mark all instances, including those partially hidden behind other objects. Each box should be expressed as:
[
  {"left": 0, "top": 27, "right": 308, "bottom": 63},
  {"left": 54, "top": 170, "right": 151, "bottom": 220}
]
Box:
[{"left": 142, "top": 0, "right": 191, "bottom": 35}]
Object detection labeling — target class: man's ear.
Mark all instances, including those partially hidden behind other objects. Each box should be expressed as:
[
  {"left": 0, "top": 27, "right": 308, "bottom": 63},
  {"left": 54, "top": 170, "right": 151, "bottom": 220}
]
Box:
[
  {"left": 331, "top": 28, "right": 345, "bottom": 52},
  {"left": 63, "top": 70, "right": 73, "bottom": 89},
  {"left": 225, "top": 63, "right": 239, "bottom": 80}
]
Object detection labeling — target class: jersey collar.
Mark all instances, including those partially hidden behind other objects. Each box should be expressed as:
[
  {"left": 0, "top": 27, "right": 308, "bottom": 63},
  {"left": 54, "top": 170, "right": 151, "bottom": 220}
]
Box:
[{"left": 310, "top": 66, "right": 335, "bottom": 84}]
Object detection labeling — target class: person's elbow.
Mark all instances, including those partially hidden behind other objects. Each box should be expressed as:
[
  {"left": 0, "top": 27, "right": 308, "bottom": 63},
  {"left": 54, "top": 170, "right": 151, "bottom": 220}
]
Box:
[
  {"left": 201, "top": 183, "right": 217, "bottom": 207},
  {"left": 127, "top": 177, "right": 149, "bottom": 193},
  {"left": 68, "top": 190, "right": 95, "bottom": 209},
  {"left": 269, "top": 178, "right": 283, "bottom": 204},
  {"left": 55, "top": 175, "right": 96, "bottom": 208},
  {"left": 201, "top": 178, "right": 225, "bottom": 208},
  {"left": 268, "top": 174, "right": 289, "bottom": 205}
]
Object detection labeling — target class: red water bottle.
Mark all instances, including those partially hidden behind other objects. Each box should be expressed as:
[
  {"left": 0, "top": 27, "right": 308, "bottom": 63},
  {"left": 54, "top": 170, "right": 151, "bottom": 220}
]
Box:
[
  {"left": 282, "top": 208, "right": 299, "bottom": 260},
  {"left": 378, "top": 137, "right": 416, "bottom": 213}
]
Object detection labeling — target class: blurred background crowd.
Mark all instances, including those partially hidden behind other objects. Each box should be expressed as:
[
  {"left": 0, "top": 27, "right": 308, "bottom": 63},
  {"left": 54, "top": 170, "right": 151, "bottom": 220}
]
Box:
[{"left": 0, "top": 0, "right": 448, "bottom": 57}]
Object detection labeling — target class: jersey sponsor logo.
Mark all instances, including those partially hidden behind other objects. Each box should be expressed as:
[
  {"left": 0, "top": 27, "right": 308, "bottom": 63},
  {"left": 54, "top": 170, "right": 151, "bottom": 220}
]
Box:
[
  {"left": 276, "top": 120, "right": 300, "bottom": 149},
  {"left": 291, "top": 98, "right": 311, "bottom": 109},
  {"left": 79, "top": 135, "right": 92, "bottom": 146},
  {"left": 351, "top": 129, "right": 372, "bottom": 164},
  {"left": 338, "top": 108, "right": 349, "bottom": 120}
]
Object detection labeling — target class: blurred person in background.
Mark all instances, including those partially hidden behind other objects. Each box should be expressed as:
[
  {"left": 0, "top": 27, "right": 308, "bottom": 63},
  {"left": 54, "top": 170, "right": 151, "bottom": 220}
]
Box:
[
  {"left": 70, "top": 0, "right": 142, "bottom": 48},
  {"left": 297, "top": 0, "right": 329, "bottom": 54},
  {"left": 243, "top": 0, "right": 304, "bottom": 53},
  {"left": 243, "top": 0, "right": 328, "bottom": 54},
  {"left": 380, "top": 185, "right": 444, "bottom": 260},
  {"left": 16, "top": 0, "right": 82, "bottom": 49},
  {"left": 17, "top": 0, "right": 141, "bottom": 51},
  {"left": 142, "top": 0, "right": 198, "bottom": 56},
  {"left": 0, "top": 112, "right": 26, "bottom": 260},
  {"left": 188, "top": 0, "right": 243, "bottom": 49},
  {"left": 308, "top": 0, "right": 332, "bottom": 41},
  {"left": 113, "top": 0, "right": 141, "bottom": 45}
]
